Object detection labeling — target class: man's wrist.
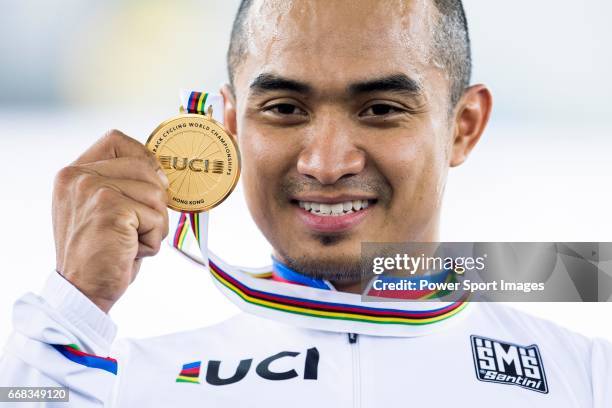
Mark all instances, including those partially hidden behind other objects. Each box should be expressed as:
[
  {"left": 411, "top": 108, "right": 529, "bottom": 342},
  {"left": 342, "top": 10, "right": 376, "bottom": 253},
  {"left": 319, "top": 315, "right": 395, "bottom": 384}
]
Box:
[{"left": 40, "top": 270, "right": 118, "bottom": 347}]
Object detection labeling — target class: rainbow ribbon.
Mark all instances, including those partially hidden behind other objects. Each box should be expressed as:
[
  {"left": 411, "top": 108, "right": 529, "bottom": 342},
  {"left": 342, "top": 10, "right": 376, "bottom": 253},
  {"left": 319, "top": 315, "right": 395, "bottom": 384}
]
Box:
[{"left": 186, "top": 92, "right": 209, "bottom": 115}]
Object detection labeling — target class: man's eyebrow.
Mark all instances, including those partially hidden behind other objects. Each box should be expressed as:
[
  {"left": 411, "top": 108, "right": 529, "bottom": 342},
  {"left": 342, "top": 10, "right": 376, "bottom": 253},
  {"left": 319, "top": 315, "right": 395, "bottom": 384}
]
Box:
[
  {"left": 249, "top": 73, "right": 312, "bottom": 95},
  {"left": 348, "top": 74, "right": 423, "bottom": 97}
]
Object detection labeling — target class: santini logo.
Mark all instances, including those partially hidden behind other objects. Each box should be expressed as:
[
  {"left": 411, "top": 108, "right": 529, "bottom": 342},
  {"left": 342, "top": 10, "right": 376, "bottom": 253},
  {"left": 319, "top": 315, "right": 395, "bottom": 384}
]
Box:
[{"left": 471, "top": 335, "right": 548, "bottom": 394}]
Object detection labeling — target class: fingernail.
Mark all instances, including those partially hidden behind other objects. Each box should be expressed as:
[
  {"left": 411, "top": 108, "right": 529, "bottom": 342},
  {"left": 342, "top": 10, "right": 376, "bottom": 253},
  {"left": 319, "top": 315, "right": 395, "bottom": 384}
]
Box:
[{"left": 157, "top": 169, "right": 169, "bottom": 188}]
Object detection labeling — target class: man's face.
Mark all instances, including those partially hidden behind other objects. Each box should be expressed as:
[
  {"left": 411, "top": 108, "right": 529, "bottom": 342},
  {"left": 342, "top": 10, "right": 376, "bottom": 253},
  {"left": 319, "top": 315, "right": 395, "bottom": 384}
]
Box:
[{"left": 230, "top": 0, "right": 456, "bottom": 281}]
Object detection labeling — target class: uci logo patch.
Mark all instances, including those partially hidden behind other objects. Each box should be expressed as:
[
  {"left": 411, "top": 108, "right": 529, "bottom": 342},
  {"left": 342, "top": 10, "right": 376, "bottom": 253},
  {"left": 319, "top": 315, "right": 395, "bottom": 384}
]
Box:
[
  {"left": 471, "top": 335, "right": 548, "bottom": 394},
  {"left": 175, "top": 347, "right": 320, "bottom": 386}
]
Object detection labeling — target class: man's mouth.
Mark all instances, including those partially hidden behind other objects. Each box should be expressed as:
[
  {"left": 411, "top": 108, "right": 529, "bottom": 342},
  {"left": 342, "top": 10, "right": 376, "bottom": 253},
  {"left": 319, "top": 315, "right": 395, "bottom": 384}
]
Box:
[
  {"left": 290, "top": 197, "right": 377, "bottom": 233},
  {"left": 297, "top": 199, "right": 373, "bottom": 216}
]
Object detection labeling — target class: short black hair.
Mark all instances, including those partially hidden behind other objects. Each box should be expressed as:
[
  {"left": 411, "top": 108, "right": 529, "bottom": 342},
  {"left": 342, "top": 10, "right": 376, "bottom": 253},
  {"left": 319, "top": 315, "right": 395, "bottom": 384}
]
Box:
[{"left": 227, "top": 0, "right": 471, "bottom": 107}]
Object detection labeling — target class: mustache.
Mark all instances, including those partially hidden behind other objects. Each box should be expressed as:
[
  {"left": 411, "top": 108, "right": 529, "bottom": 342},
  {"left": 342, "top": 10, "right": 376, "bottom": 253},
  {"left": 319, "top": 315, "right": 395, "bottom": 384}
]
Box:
[{"left": 279, "top": 174, "right": 392, "bottom": 201}]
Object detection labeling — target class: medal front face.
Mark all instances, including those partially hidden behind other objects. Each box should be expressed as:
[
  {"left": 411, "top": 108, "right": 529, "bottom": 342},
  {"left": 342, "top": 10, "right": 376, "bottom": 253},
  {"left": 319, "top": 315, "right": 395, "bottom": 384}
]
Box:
[{"left": 146, "top": 114, "right": 240, "bottom": 212}]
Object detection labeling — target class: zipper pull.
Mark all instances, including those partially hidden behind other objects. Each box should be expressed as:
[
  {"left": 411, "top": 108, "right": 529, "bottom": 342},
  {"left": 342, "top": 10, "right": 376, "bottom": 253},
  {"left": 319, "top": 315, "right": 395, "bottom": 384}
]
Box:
[{"left": 348, "top": 333, "right": 358, "bottom": 344}]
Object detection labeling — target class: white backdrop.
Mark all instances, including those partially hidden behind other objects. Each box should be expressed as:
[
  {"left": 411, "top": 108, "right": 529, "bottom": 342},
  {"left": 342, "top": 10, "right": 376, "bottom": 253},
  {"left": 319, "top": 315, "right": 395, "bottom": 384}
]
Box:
[{"left": 1, "top": 0, "right": 611, "bottom": 341}]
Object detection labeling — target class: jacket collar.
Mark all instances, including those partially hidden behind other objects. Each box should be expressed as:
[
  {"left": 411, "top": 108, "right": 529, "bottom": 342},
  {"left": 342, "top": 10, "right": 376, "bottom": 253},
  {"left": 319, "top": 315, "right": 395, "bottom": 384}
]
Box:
[{"left": 270, "top": 257, "right": 335, "bottom": 290}]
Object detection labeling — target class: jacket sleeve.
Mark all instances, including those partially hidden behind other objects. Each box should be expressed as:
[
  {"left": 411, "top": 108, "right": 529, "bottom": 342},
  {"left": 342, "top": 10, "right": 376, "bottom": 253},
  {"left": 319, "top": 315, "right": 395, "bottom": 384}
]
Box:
[
  {"left": 591, "top": 338, "right": 612, "bottom": 408},
  {"left": 0, "top": 271, "right": 120, "bottom": 406}
]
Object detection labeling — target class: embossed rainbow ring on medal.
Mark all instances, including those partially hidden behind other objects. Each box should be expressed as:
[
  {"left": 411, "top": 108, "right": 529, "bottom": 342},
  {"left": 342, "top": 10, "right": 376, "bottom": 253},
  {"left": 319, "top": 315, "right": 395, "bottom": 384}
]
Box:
[{"left": 145, "top": 92, "right": 240, "bottom": 261}]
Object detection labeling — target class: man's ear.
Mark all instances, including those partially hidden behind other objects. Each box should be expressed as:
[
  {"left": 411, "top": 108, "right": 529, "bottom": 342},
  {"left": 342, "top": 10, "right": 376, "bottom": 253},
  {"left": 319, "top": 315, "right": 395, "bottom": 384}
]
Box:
[
  {"left": 449, "top": 84, "right": 493, "bottom": 167},
  {"left": 220, "top": 84, "right": 238, "bottom": 136}
]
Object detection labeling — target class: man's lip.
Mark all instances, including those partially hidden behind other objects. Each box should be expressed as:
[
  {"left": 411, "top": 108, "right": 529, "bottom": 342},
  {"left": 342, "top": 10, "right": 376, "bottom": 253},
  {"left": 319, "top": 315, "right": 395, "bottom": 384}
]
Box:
[
  {"left": 293, "top": 202, "right": 374, "bottom": 233},
  {"left": 290, "top": 195, "right": 377, "bottom": 204}
]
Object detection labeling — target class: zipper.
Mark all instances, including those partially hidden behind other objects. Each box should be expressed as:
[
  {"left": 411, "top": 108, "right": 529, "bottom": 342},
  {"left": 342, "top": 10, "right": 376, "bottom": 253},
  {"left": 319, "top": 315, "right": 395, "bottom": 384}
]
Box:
[{"left": 348, "top": 333, "right": 360, "bottom": 408}]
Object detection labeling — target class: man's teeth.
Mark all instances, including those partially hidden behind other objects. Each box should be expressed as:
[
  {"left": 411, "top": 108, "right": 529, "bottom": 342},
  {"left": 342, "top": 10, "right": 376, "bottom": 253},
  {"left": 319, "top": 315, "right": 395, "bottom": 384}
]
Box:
[{"left": 298, "top": 200, "right": 370, "bottom": 216}]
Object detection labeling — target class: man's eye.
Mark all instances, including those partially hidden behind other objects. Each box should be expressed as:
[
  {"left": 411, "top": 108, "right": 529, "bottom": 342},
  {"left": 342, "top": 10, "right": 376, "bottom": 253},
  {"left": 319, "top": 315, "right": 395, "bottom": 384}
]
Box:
[
  {"left": 360, "top": 104, "right": 405, "bottom": 117},
  {"left": 264, "top": 103, "right": 307, "bottom": 116}
]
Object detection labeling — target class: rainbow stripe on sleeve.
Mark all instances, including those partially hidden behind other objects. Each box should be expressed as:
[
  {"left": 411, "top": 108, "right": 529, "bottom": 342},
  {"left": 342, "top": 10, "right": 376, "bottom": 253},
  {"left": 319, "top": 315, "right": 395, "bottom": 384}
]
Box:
[
  {"left": 51, "top": 344, "right": 118, "bottom": 375},
  {"left": 176, "top": 361, "right": 201, "bottom": 384}
]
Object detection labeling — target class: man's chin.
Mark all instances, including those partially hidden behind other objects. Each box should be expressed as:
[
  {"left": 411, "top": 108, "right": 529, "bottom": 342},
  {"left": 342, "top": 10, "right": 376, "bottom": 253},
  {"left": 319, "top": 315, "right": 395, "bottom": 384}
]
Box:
[
  {"left": 310, "top": 232, "right": 350, "bottom": 247},
  {"left": 278, "top": 245, "right": 364, "bottom": 283}
]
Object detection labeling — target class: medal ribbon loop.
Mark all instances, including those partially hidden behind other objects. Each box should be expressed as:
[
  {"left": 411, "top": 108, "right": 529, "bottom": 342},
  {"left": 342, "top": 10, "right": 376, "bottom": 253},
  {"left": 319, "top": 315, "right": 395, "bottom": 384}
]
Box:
[{"left": 167, "top": 91, "right": 226, "bottom": 263}]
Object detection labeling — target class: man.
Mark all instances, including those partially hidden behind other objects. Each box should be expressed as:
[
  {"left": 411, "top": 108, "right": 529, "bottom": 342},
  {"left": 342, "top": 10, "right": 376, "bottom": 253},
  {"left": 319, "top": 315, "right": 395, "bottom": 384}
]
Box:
[{"left": 1, "top": 0, "right": 611, "bottom": 406}]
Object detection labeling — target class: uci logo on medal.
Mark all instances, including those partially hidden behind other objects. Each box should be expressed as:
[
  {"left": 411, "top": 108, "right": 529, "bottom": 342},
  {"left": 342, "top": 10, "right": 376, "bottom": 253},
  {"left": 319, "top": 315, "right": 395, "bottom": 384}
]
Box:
[{"left": 159, "top": 156, "right": 225, "bottom": 174}]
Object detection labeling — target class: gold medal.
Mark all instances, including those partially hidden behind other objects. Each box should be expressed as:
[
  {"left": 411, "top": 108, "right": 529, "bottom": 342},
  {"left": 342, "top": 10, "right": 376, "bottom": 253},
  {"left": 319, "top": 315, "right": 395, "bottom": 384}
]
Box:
[{"left": 145, "top": 107, "right": 240, "bottom": 212}]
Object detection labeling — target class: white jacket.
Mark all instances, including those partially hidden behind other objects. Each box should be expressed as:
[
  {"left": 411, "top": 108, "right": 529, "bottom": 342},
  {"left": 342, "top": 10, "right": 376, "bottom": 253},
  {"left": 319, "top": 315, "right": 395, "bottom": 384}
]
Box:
[{"left": 1, "top": 249, "right": 612, "bottom": 407}]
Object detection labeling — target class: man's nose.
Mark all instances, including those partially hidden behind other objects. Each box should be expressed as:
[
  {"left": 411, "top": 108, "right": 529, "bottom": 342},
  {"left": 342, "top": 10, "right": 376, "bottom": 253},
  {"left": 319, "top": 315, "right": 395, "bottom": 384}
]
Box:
[{"left": 296, "top": 119, "right": 366, "bottom": 185}]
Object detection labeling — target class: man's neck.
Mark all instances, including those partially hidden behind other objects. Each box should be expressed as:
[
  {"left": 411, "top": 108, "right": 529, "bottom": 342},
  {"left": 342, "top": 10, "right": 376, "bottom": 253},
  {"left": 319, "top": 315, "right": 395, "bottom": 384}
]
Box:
[{"left": 270, "top": 226, "right": 441, "bottom": 295}]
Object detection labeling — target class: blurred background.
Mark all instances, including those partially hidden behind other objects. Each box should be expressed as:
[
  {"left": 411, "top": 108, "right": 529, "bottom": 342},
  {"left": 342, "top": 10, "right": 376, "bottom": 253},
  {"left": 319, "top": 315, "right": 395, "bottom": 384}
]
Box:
[{"left": 1, "top": 0, "right": 611, "bottom": 341}]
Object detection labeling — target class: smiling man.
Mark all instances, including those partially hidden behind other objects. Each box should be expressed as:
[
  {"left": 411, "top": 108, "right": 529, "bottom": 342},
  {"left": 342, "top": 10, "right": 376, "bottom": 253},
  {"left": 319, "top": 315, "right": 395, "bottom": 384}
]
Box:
[
  {"left": 1, "top": 0, "right": 611, "bottom": 407},
  {"left": 227, "top": 0, "right": 483, "bottom": 290}
]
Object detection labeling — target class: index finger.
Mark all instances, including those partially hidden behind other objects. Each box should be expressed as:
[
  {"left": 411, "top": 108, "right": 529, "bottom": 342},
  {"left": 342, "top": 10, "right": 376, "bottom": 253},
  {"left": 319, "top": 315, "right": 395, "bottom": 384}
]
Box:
[{"left": 73, "top": 129, "right": 159, "bottom": 171}]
